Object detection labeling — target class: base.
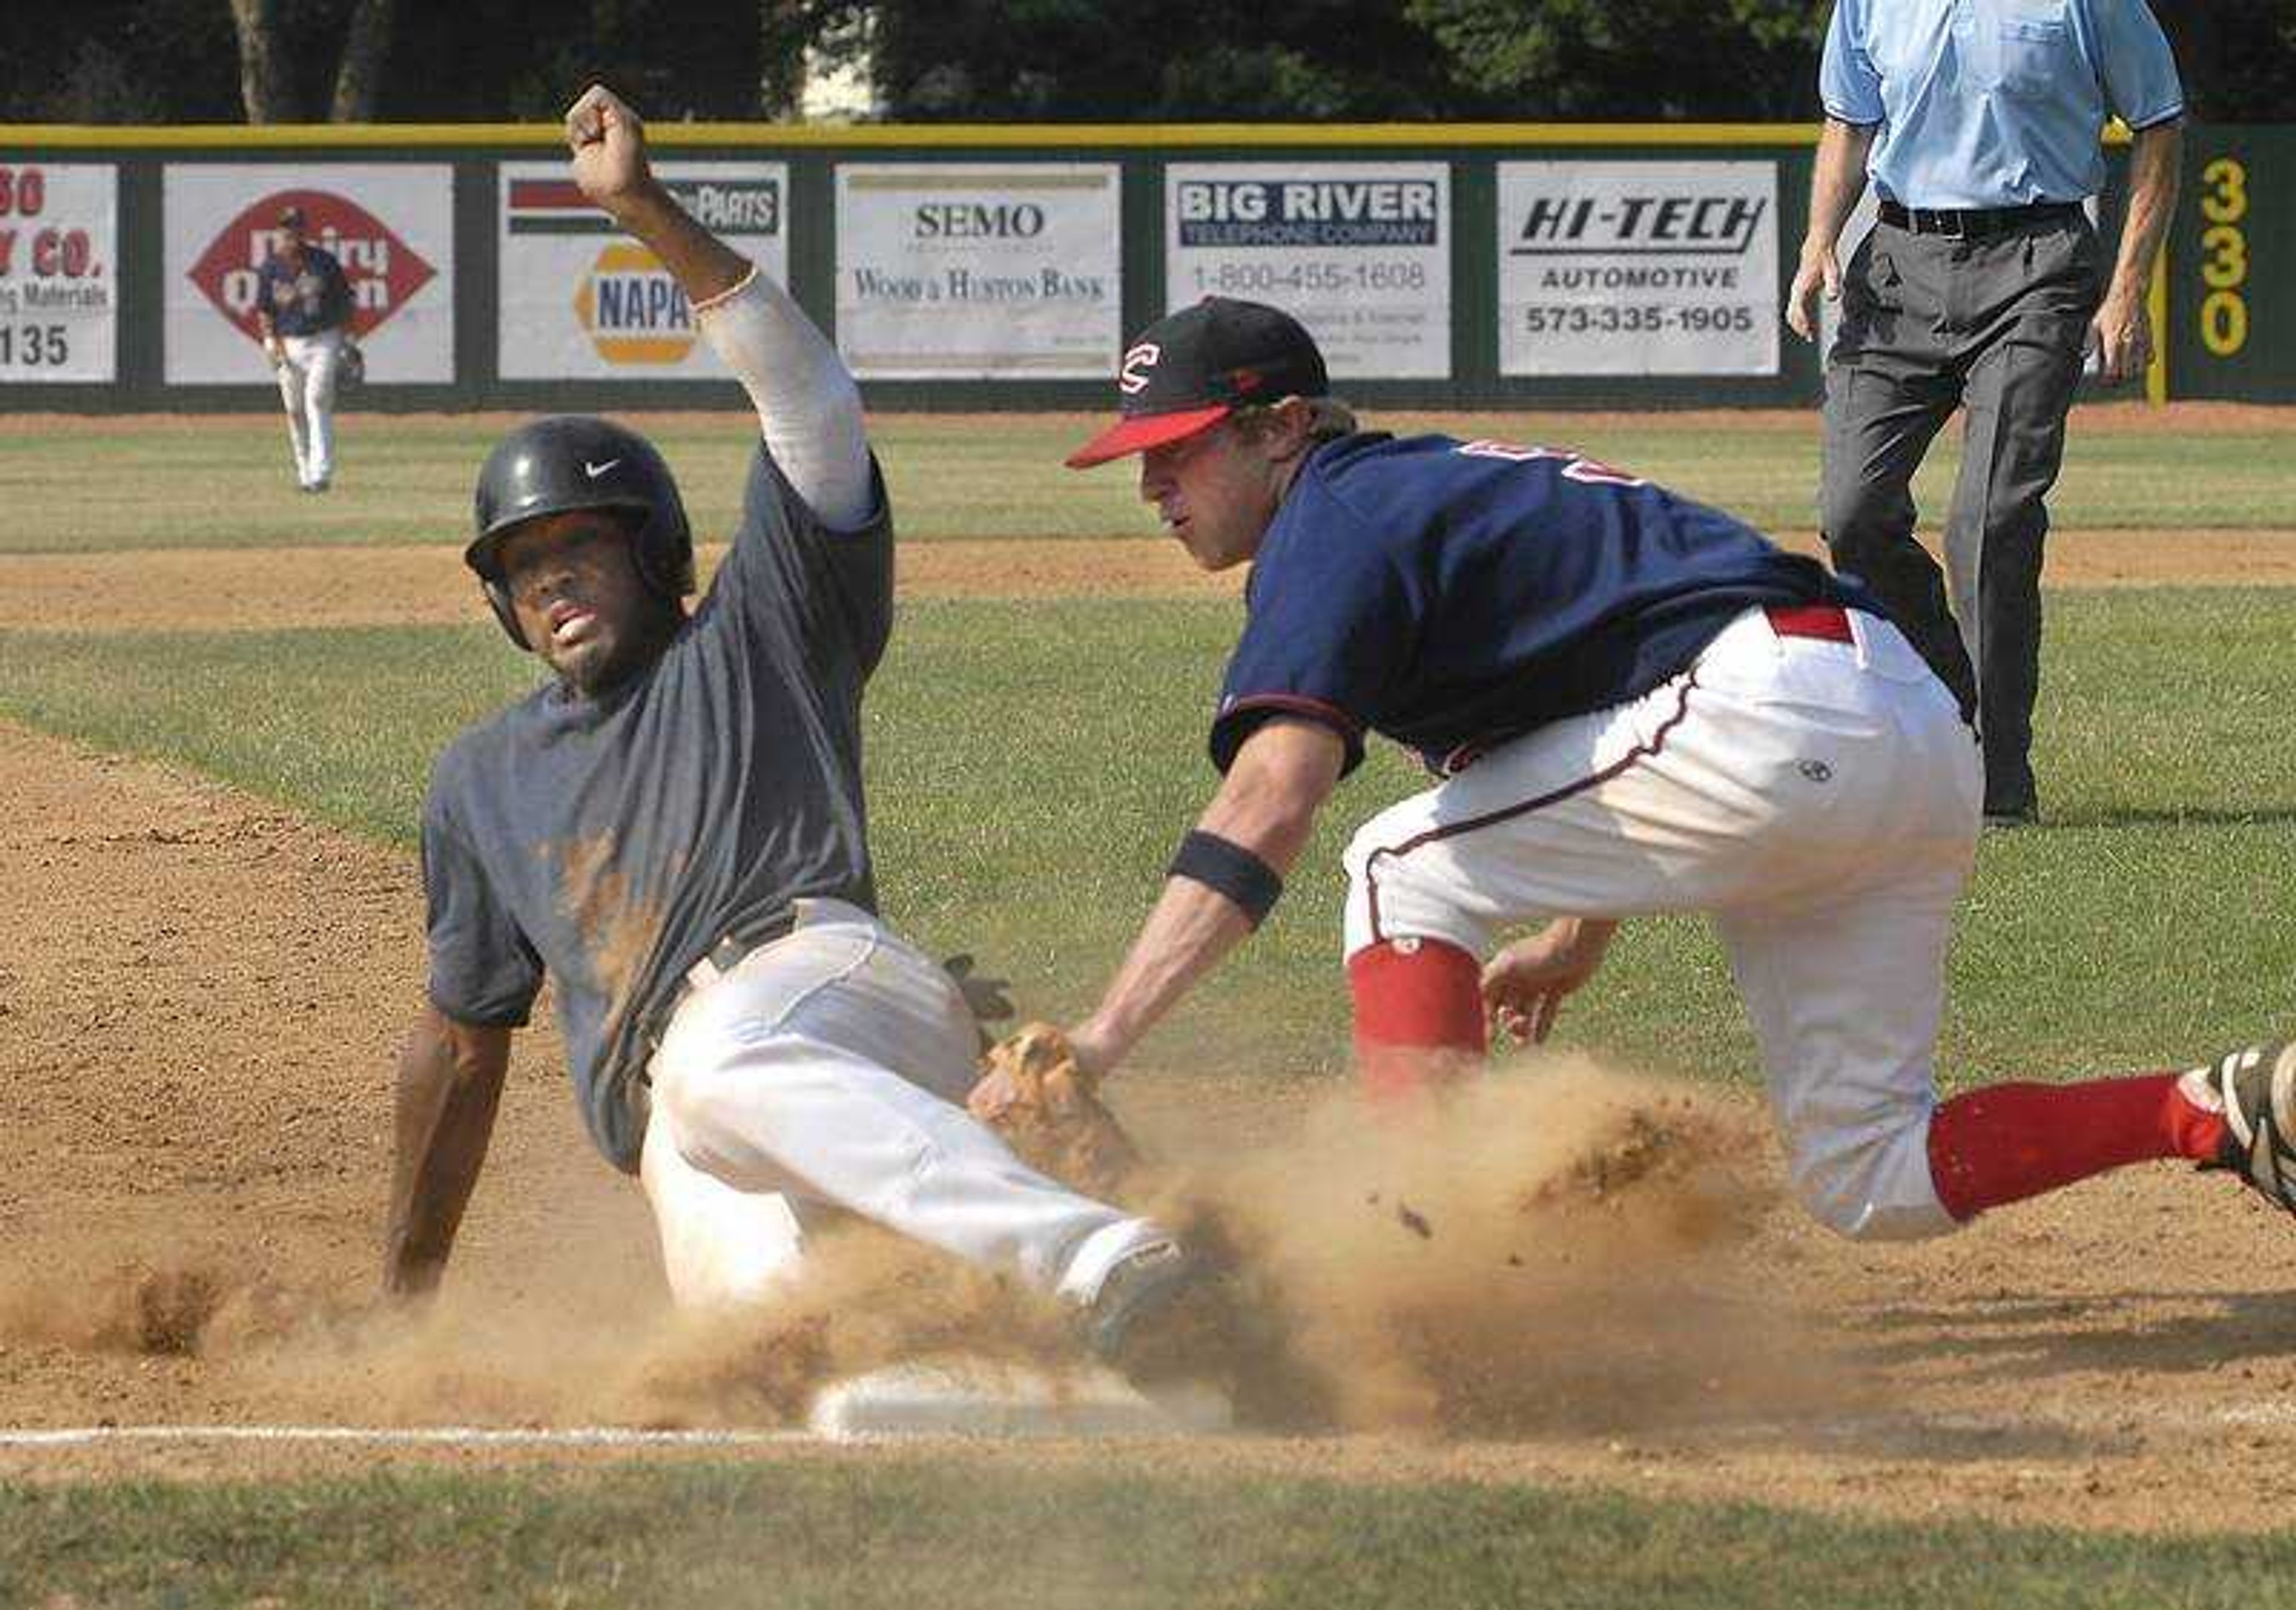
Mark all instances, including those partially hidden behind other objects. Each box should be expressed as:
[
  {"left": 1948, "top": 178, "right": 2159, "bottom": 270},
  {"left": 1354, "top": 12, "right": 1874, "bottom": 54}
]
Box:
[{"left": 806, "top": 1358, "right": 1232, "bottom": 1440}]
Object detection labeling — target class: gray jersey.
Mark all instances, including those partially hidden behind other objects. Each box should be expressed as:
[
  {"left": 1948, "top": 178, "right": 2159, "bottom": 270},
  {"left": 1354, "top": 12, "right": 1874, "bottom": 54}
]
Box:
[{"left": 421, "top": 445, "right": 893, "bottom": 1171}]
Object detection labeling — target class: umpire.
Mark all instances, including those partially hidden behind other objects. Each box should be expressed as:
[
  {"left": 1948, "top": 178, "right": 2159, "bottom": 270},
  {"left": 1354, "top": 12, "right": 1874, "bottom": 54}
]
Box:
[{"left": 1787, "top": 0, "right": 2183, "bottom": 826}]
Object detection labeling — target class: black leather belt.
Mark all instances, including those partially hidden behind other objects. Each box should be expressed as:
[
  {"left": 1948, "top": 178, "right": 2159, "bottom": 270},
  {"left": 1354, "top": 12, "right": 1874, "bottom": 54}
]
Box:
[
  {"left": 683, "top": 909, "right": 798, "bottom": 994},
  {"left": 1877, "top": 199, "right": 2083, "bottom": 240},
  {"left": 639, "top": 908, "right": 798, "bottom": 1062}
]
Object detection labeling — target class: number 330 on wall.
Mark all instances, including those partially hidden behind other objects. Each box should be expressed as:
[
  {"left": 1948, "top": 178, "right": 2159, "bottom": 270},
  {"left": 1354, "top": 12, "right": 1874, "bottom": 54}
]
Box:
[{"left": 2197, "top": 157, "right": 2249, "bottom": 359}]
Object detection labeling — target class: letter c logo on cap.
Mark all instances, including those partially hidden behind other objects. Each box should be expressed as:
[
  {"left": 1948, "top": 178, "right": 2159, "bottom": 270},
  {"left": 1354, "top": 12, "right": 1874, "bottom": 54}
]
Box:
[{"left": 1118, "top": 341, "right": 1161, "bottom": 395}]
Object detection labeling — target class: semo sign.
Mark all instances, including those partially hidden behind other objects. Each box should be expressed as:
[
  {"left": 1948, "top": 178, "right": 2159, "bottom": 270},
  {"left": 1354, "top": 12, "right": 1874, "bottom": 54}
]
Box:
[{"left": 185, "top": 190, "right": 434, "bottom": 342}]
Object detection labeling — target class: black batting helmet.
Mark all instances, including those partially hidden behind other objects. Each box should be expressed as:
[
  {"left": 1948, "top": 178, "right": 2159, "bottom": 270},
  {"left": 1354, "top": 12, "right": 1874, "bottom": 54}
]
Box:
[{"left": 465, "top": 415, "right": 694, "bottom": 649}]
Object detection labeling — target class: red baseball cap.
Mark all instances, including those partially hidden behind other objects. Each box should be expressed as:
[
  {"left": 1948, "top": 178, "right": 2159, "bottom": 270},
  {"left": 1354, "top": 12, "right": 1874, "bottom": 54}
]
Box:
[{"left": 1066, "top": 297, "right": 1330, "bottom": 469}]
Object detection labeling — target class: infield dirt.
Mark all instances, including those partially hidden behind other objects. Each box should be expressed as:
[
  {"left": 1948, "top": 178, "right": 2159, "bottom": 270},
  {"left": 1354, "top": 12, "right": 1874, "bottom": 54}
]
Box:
[
  {"left": 0, "top": 528, "right": 2290, "bottom": 635},
  {"left": 7, "top": 539, "right": 2296, "bottom": 1532}
]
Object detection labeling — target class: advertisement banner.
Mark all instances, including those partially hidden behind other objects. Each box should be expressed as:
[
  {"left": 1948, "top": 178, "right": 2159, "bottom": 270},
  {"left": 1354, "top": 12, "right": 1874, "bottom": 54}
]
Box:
[
  {"left": 1165, "top": 163, "right": 1450, "bottom": 380},
  {"left": 1498, "top": 161, "right": 1778, "bottom": 377},
  {"left": 164, "top": 163, "right": 453, "bottom": 384},
  {"left": 836, "top": 164, "right": 1120, "bottom": 378},
  {"left": 0, "top": 163, "right": 117, "bottom": 384},
  {"left": 498, "top": 161, "right": 790, "bottom": 380}
]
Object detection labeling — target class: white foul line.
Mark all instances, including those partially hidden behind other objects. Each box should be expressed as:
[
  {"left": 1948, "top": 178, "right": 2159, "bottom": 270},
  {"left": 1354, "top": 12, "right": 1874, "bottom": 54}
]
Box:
[
  {"left": 0, "top": 1424, "right": 813, "bottom": 1450},
  {"left": 5, "top": 1401, "right": 2288, "bottom": 1453}
]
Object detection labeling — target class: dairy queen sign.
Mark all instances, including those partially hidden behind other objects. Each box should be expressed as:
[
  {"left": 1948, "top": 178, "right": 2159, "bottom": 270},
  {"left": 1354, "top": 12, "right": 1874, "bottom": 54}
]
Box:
[
  {"left": 186, "top": 190, "right": 433, "bottom": 343},
  {"left": 163, "top": 163, "right": 454, "bottom": 384}
]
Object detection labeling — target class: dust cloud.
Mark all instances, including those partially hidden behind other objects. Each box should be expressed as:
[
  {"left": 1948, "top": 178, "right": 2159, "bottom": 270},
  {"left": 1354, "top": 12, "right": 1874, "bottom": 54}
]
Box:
[
  {"left": 0, "top": 1056, "right": 1843, "bottom": 1437},
  {"left": 1146, "top": 1056, "right": 1827, "bottom": 1434}
]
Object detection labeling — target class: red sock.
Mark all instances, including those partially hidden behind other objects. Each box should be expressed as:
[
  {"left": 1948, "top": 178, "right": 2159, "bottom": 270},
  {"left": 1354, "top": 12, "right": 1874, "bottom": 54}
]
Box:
[
  {"left": 1347, "top": 937, "right": 1486, "bottom": 1102},
  {"left": 1925, "top": 1073, "right": 2225, "bottom": 1221}
]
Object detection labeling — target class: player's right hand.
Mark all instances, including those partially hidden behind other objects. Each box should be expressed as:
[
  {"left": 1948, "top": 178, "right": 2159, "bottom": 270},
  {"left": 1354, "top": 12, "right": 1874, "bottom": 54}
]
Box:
[
  {"left": 1784, "top": 244, "right": 1840, "bottom": 342},
  {"left": 564, "top": 83, "right": 652, "bottom": 215}
]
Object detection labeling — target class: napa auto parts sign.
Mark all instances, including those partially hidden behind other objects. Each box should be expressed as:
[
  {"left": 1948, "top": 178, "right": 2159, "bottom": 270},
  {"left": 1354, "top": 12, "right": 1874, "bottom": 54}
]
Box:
[
  {"left": 497, "top": 161, "right": 789, "bottom": 380},
  {"left": 164, "top": 164, "right": 453, "bottom": 384}
]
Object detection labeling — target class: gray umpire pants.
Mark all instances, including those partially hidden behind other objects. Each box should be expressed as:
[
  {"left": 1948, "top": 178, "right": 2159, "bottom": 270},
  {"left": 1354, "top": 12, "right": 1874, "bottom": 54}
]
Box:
[{"left": 1819, "top": 211, "right": 2102, "bottom": 817}]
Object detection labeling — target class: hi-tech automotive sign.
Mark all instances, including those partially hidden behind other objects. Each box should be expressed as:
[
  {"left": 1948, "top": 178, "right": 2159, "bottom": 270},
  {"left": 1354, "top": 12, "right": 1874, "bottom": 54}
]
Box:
[
  {"left": 836, "top": 164, "right": 1120, "bottom": 379},
  {"left": 0, "top": 163, "right": 117, "bottom": 383},
  {"left": 1165, "top": 164, "right": 1451, "bottom": 380},
  {"left": 164, "top": 164, "right": 453, "bottom": 384},
  {"left": 497, "top": 161, "right": 789, "bottom": 380},
  {"left": 1497, "top": 161, "right": 1779, "bottom": 376}
]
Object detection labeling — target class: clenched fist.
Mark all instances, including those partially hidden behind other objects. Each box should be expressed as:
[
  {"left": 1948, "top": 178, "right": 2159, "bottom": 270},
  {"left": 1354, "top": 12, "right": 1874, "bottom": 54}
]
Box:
[{"left": 563, "top": 83, "right": 655, "bottom": 219}]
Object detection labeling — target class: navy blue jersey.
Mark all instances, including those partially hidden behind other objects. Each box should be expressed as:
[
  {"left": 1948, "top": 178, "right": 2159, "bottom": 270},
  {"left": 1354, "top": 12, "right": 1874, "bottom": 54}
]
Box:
[
  {"left": 257, "top": 246, "right": 353, "bottom": 337},
  {"left": 1211, "top": 432, "right": 1866, "bottom": 777}
]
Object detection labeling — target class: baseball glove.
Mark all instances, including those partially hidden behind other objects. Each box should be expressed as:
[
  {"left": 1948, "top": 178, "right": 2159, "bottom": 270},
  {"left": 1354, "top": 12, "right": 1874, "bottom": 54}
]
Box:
[{"left": 969, "top": 1022, "right": 1140, "bottom": 1200}]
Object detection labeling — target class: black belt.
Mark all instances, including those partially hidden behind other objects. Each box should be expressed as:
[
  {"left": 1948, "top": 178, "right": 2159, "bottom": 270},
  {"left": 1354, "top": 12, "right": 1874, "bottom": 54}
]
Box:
[
  {"left": 1876, "top": 199, "right": 2082, "bottom": 240},
  {"left": 685, "top": 909, "right": 798, "bottom": 991},
  {"left": 638, "top": 908, "right": 798, "bottom": 1062}
]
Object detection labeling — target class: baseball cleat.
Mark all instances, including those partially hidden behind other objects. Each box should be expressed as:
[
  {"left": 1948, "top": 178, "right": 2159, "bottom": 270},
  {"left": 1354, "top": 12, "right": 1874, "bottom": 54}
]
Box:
[
  {"left": 2185, "top": 1040, "right": 2296, "bottom": 1214},
  {"left": 1082, "top": 1239, "right": 1216, "bottom": 1381}
]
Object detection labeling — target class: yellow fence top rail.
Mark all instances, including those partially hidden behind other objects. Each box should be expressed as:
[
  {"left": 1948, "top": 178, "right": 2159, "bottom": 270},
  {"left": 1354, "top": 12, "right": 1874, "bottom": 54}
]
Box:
[{"left": 0, "top": 120, "right": 1838, "bottom": 150}]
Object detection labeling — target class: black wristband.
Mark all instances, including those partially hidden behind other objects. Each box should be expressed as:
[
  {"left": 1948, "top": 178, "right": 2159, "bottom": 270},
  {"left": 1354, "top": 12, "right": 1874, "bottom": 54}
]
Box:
[{"left": 1168, "top": 830, "right": 1283, "bottom": 927}]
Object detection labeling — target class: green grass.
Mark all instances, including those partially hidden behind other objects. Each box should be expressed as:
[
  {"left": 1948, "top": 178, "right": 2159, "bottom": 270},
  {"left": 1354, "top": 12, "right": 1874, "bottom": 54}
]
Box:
[
  {"left": 5, "top": 407, "right": 2288, "bottom": 553},
  {"left": 3, "top": 590, "right": 2292, "bottom": 1086},
  {"left": 9, "top": 1460, "right": 2296, "bottom": 1609}
]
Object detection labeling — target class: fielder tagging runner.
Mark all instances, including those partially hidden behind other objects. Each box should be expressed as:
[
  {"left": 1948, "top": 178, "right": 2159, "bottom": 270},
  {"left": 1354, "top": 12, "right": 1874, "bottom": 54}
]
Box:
[
  {"left": 1005, "top": 296, "right": 2296, "bottom": 1251},
  {"left": 383, "top": 86, "right": 1198, "bottom": 1373}
]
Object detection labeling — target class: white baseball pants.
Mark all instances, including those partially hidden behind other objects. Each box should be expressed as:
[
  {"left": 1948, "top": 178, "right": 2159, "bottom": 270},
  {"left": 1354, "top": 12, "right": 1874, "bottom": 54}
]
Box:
[
  {"left": 1342, "top": 606, "right": 1983, "bottom": 1241},
  {"left": 638, "top": 898, "right": 1164, "bottom": 1310},
  {"left": 274, "top": 328, "right": 344, "bottom": 487}
]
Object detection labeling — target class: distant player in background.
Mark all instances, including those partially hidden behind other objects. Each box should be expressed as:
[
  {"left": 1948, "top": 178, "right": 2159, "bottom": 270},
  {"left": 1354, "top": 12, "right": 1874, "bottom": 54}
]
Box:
[
  {"left": 255, "top": 204, "right": 359, "bottom": 493},
  {"left": 1024, "top": 295, "right": 2296, "bottom": 1252}
]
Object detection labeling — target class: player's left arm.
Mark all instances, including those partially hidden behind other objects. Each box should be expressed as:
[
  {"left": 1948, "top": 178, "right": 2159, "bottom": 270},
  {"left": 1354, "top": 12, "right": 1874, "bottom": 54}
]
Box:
[
  {"left": 1481, "top": 917, "right": 1623, "bottom": 1046},
  {"left": 563, "top": 81, "right": 872, "bottom": 531},
  {"left": 320, "top": 253, "right": 357, "bottom": 337},
  {"left": 2090, "top": 117, "right": 2181, "bottom": 384},
  {"left": 1061, "top": 717, "right": 1346, "bottom": 1080}
]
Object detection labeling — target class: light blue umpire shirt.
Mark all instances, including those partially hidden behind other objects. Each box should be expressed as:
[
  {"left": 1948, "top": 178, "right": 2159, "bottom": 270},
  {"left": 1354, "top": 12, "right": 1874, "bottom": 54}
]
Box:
[{"left": 1821, "top": 0, "right": 2184, "bottom": 209}]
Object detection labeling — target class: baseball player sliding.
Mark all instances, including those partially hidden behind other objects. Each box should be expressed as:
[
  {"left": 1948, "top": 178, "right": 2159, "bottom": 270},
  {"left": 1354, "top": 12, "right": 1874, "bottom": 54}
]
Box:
[
  {"left": 383, "top": 85, "right": 1201, "bottom": 1374},
  {"left": 255, "top": 205, "right": 359, "bottom": 494},
  {"left": 1008, "top": 295, "right": 2296, "bottom": 1251}
]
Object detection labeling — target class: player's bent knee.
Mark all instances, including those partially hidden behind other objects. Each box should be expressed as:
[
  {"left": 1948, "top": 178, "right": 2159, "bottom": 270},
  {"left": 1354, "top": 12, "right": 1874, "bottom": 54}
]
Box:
[
  {"left": 1341, "top": 812, "right": 1439, "bottom": 915},
  {"left": 1340, "top": 817, "right": 1386, "bottom": 890}
]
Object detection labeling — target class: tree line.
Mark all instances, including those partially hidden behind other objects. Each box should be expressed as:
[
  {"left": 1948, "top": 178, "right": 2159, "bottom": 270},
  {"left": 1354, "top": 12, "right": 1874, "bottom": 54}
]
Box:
[{"left": 4, "top": 1, "right": 2289, "bottom": 126}]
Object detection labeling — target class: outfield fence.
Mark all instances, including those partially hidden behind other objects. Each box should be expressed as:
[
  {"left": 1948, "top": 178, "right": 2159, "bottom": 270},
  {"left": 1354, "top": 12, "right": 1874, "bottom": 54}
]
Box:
[{"left": 0, "top": 120, "right": 2280, "bottom": 414}]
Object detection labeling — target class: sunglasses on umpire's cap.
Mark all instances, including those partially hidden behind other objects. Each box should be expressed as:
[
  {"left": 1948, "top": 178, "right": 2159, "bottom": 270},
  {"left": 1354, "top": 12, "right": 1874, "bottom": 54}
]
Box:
[{"left": 1065, "top": 297, "right": 1329, "bottom": 469}]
